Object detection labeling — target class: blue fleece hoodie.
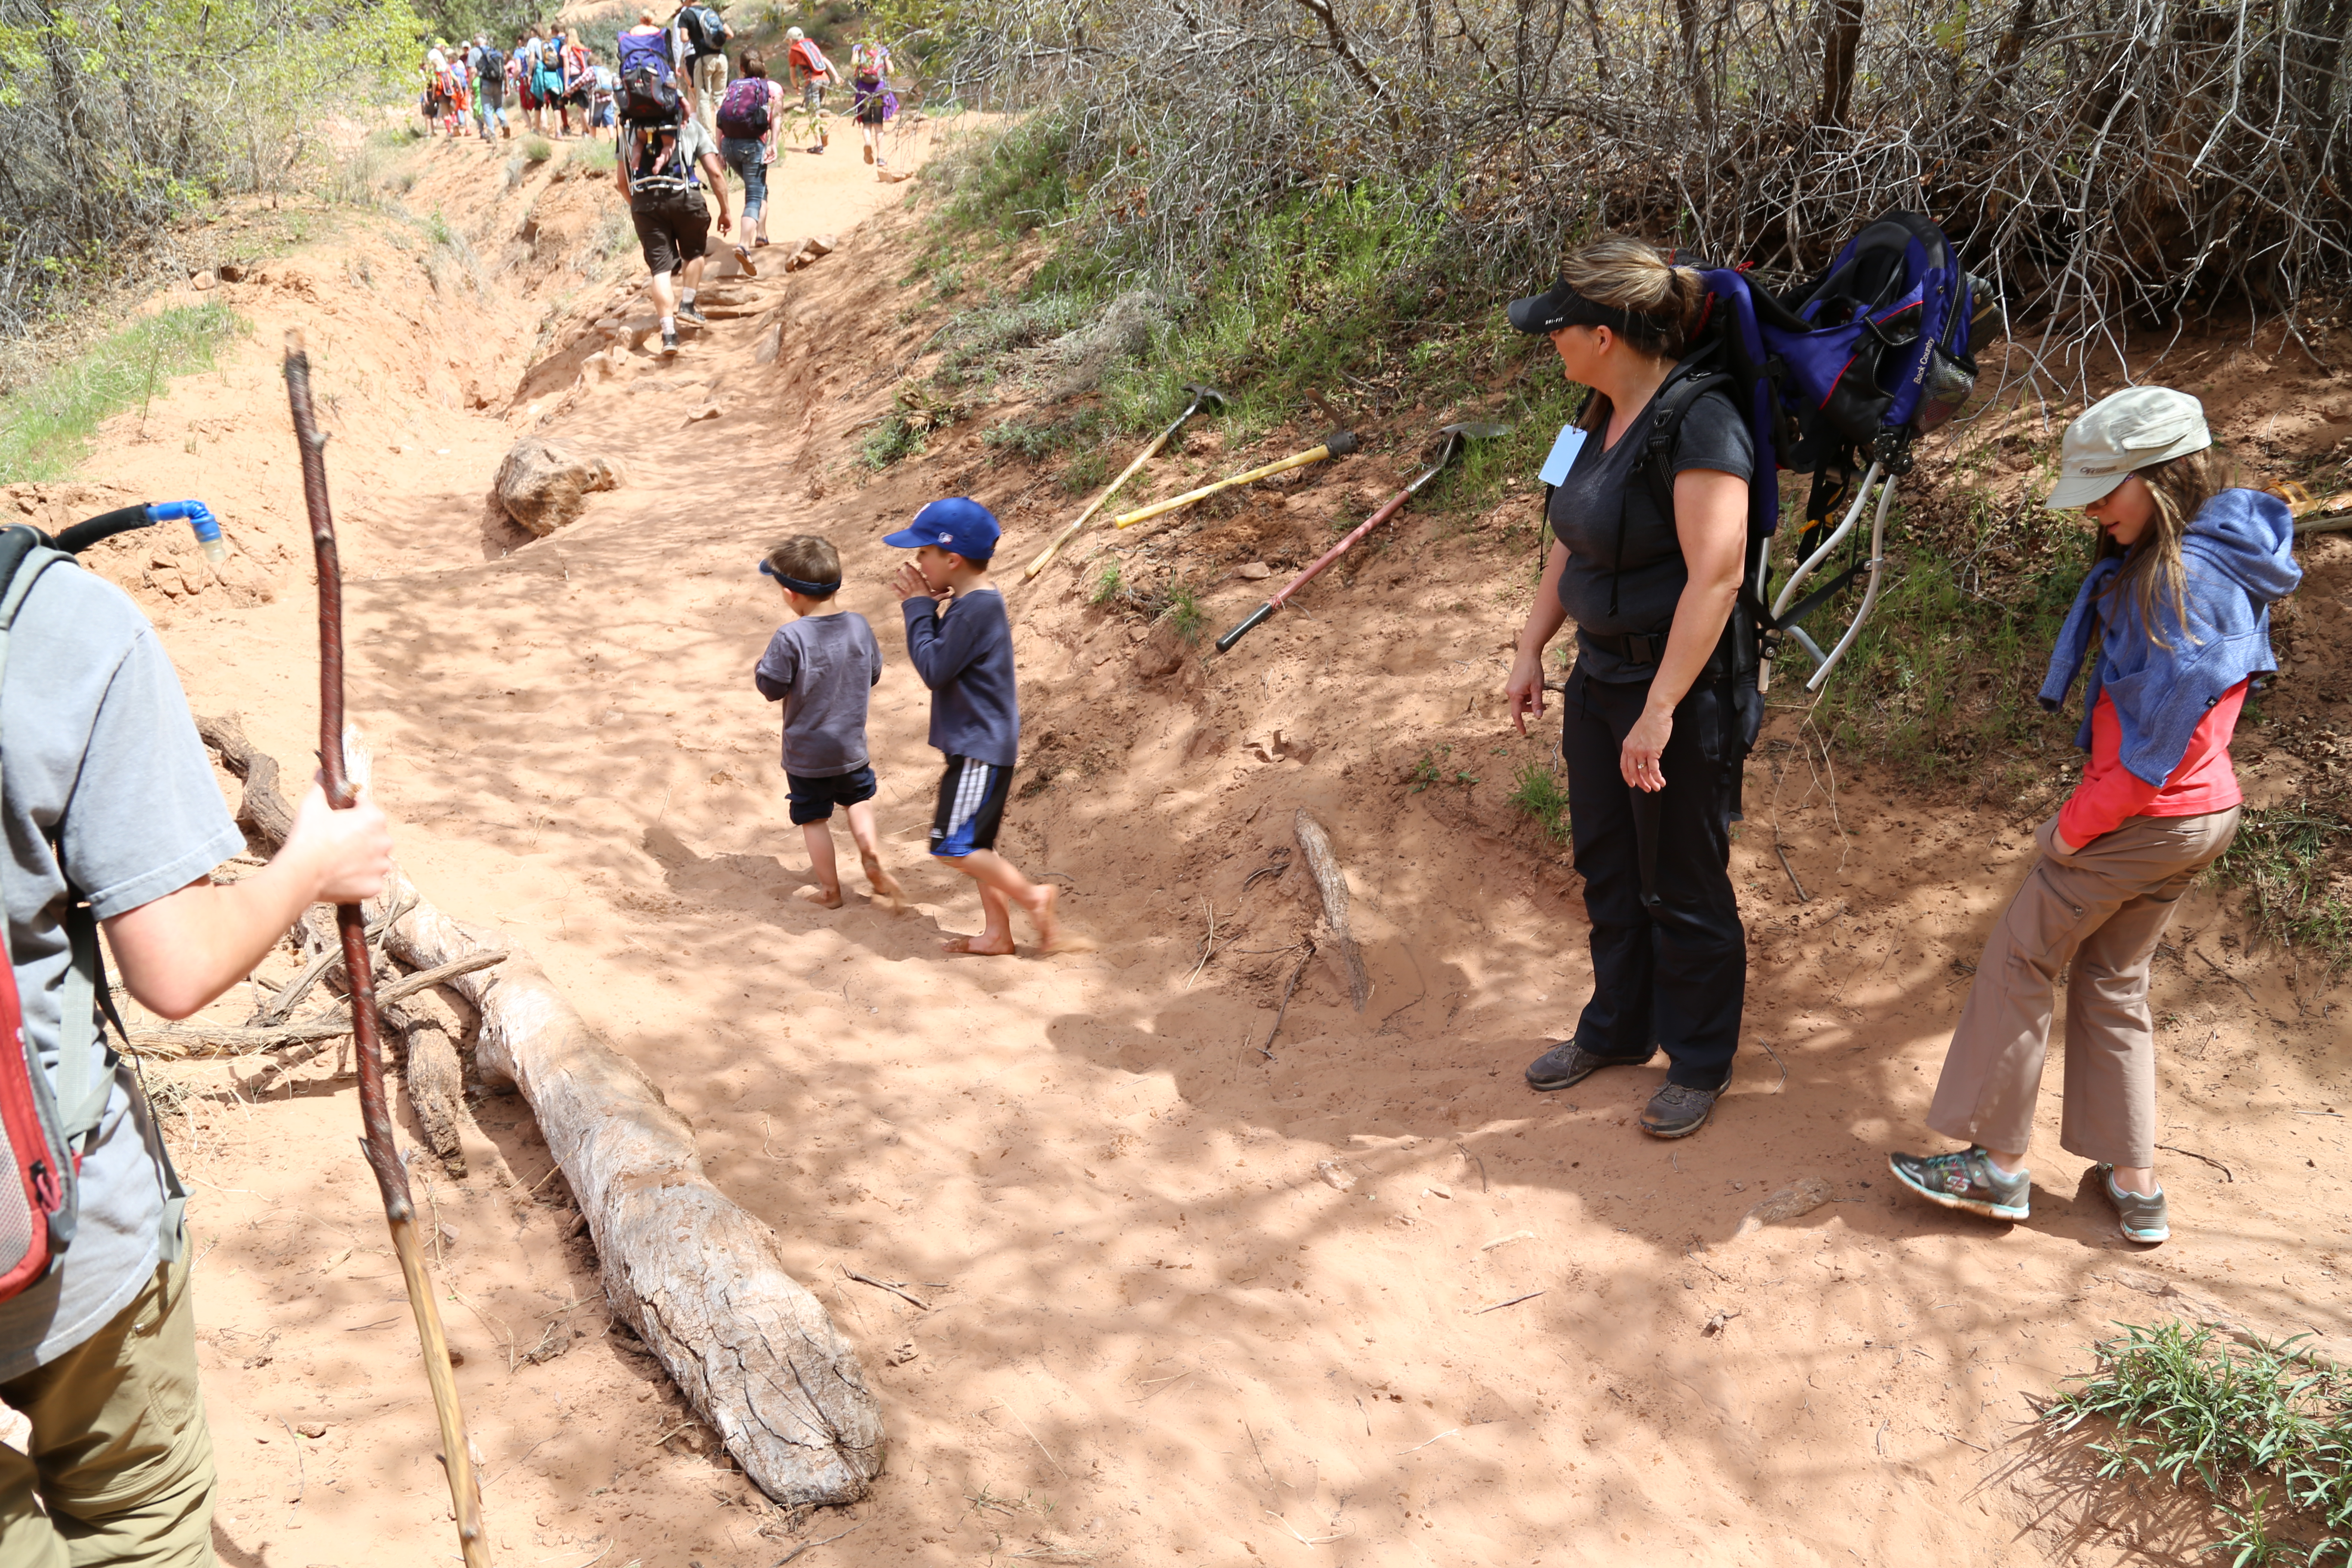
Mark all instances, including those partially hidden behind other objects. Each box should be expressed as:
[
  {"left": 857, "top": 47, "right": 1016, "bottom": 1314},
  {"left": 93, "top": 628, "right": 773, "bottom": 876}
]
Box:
[{"left": 2038, "top": 487, "right": 2301, "bottom": 788}]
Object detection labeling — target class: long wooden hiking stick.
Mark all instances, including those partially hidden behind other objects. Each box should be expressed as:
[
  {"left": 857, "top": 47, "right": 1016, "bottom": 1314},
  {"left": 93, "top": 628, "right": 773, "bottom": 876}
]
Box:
[{"left": 283, "top": 331, "right": 492, "bottom": 1568}]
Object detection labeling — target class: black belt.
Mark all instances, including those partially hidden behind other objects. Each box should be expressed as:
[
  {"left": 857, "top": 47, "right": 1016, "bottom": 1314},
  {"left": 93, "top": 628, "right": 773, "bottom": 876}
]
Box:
[
  {"left": 1581, "top": 629, "right": 1669, "bottom": 667},
  {"left": 1580, "top": 627, "right": 1735, "bottom": 683}
]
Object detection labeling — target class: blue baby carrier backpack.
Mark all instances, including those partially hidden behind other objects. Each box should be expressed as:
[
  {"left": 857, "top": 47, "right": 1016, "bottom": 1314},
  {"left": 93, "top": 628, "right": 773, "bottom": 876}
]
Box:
[{"left": 1623, "top": 209, "right": 1997, "bottom": 696}]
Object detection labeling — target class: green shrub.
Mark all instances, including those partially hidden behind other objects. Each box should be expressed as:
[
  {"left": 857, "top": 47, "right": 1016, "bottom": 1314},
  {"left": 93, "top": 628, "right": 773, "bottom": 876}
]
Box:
[
  {"left": 2207, "top": 805, "right": 2352, "bottom": 964},
  {"left": 523, "top": 136, "right": 554, "bottom": 164},
  {"left": 1161, "top": 584, "right": 1204, "bottom": 644},
  {"left": 861, "top": 413, "right": 924, "bottom": 469},
  {"left": 2046, "top": 1320, "right": 2351, "bottom": 1566},
  {"left": 1508, "top": 763, "right": 1571, "bottom": 844},
  {"left": 1088, "top": 562, "right": 1122, "bottom": 605}
]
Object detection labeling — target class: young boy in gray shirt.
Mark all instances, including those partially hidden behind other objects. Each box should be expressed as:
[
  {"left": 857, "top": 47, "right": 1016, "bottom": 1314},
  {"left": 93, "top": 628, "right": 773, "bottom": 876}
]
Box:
[{"left": 753, "top": 535, "right": 902, "bottom": 910}]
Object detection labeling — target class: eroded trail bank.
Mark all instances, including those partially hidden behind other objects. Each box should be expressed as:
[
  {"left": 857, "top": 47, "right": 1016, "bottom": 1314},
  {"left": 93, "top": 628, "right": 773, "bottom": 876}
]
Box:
[{"left": 18, "top": 119, "right": 2352, "bottom": 1566}]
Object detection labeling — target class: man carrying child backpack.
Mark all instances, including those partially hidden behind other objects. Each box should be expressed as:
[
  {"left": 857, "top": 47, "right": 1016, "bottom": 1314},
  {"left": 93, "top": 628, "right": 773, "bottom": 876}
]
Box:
[
  {"left": 615, "top": 8, "right": 733, "bottom": 355},
  {"left": 0, "top": 513, "right": 393, "bottom": 1560}
]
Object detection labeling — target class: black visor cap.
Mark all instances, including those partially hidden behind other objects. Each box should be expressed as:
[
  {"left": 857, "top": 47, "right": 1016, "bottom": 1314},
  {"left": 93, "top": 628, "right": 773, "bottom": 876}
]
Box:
[
  {"left": 1507, "top": 279, "right": 1641, "bottom": 337},
  {"left": 1507, "top": 278, "right": 1577, "bottom": 335}
]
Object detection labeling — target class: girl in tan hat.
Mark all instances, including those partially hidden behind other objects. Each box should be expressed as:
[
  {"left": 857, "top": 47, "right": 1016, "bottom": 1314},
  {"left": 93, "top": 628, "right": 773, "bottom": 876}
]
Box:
[{"left": 1889, "top": 386, "right": 2300, "bottom": 1243}]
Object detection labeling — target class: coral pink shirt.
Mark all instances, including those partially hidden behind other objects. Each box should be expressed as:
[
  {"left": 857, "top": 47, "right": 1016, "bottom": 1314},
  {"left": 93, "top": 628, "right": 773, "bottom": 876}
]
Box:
[{"left": 2057, "top": 679, "right": 2248, "bottom": 846}]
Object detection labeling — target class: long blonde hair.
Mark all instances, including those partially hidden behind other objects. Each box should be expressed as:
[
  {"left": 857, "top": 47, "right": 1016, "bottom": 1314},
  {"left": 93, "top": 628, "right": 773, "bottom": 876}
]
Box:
[
  {"left": 1559, "top": 236, "right": 1710, "bottom": 360},
  {"left": 2102, "top": 445, "right": 2234, "bottom": 647}
]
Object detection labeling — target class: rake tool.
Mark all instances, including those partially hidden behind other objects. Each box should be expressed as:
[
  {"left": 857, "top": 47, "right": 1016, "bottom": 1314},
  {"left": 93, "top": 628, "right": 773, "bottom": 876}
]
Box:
[
  {"left": 1022, "top": 382, "right": 1227, "bottom": 580},
  {"left": 1215, "top": 421, "right": 1506, "bottom": 653},
  {"left": 1110, "top": 430, "right": 1360, "bottom": 530},
  {"left": 282, "top": 331, "right": 492, "bottom": 1568}
]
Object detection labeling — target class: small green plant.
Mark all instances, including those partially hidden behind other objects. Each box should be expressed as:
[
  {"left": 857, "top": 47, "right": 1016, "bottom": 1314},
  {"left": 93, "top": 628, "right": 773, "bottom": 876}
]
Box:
[
  {"left": 2206, "top": 805, "right": 2352, "bottom": 965},
  {"left": 569, "top": 139, "right": 616, "bottom": 174},
  {"left": 1407, "top": 746, "right": 1450, "bottom": 793},
  {"left": 2044, "top": 1320, "right": 2352, "bottom": 1566},
  {"left": 1508, "top": 763, "right": 1572, "bottom": 843},
  {"left": 1060, "top": 447, "right": 1110, "bottom": 496},
  {"left": 0, "top": 304, "right": 243, "bottom": 484},
  {"left": 860, "top": 413, "right": 925, "bottom": 470},
  {"left": 1088, "top": 562, "right": 1123, "bottom": 605},
  {"left": 1161, "top": 583, "right": 1205, "bottom": 644},
  {"left": 523, "top": 135, "right": 554, "bottom": 163}
]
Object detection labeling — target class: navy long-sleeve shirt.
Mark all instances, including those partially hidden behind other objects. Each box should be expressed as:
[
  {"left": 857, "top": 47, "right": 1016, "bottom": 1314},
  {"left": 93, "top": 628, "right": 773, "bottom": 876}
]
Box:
[{"left": 901, "top": 586, "right": 1018, "bottom": 766}]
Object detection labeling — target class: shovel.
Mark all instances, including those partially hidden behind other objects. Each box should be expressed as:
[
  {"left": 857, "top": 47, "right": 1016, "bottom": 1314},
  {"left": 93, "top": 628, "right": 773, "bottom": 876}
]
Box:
[
  {"left": 1110, "top": 430, "right": 1360, "bottom": 530},
  {"left": 1022, "top": 383, "right": 1228, "bottom": 580},
  {"left": 1215, "top": 421, "right": 1506, "bottom": 654}
]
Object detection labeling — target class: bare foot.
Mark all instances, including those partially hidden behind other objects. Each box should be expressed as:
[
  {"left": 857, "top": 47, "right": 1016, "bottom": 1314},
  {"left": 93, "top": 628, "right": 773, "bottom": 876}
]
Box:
[
  {"left": 863, "top": 855, "right": 906, "bottom": 913},
  {"left": 940, "top": 934, "right": 1017, "bottom": 956},
  {"left": 793, "top": 884, "right": 844, "bottom": 910},
  {"left": 1025, "top": 884, "right": 1064, "bottom": 951}
]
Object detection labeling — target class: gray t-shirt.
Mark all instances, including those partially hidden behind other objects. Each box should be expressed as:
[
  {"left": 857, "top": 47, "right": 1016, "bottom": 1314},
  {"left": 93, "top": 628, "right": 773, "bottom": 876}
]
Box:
[
  {"left": 0, "top": 560, "right": 242, "bottom": 1378},
  {"left": 1548, "top": 384, "right": 1755, "bottom": 683},
  {"left": 753, "top": 611, "right": 883, "bottom": 778}
]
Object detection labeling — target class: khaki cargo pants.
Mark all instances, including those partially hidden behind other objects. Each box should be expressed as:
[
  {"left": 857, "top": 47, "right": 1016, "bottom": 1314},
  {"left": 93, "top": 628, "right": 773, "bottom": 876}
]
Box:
[
  {"left": 1927, "top": 807, "right": 2239, "bottom": 1170},
  {"left": 0, "top": 1246, "right": 215, "bottom": 1568}
]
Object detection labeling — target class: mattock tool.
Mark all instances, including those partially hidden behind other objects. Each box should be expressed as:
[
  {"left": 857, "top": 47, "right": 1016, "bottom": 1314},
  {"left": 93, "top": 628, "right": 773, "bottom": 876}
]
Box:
[
  {"left": 1110, "top": 429, "right": 1360, "bottom": 530},
  {"left": 1022, "top": 381, "right": 1227, "bottom": 579},
  {"left": 1215, "top": 420, "right": 1507, "bottom": 654}
]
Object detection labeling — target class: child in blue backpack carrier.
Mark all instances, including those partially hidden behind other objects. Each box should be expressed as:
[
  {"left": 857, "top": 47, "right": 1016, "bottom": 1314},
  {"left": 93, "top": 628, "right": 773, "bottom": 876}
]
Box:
[{"left": 1504, "top": 236, "right": 1757, "bottom": 1141}]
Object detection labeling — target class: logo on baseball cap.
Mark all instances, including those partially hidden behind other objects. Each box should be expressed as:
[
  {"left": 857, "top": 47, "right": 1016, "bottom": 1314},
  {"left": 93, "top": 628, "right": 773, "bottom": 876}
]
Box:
[
  {"left": 2046, "top": 386, "right": 2212, "bottom": 510},
  {"left": 883, "top": 497, "right": 1001, "bottom": 560}
]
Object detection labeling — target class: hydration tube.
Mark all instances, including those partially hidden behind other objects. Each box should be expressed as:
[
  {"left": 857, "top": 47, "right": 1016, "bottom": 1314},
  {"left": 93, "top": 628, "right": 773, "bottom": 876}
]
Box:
[
  {"left": 147, "top": 499, "right": 229, "bottom": 564},
  {"left": 52, "top": 499, "right": 227, "bottom": 564}
]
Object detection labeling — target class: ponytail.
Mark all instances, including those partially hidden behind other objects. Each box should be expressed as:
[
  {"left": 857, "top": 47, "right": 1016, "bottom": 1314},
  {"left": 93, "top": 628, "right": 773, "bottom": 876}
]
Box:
[{"left": 1559, "top": 236, "right": 1706, "bottom": 360}]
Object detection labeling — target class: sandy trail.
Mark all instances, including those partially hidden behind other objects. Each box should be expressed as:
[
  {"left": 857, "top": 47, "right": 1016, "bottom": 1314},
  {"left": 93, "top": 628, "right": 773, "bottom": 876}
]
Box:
[{"left": 11, "top": 112, "right": 2350, "bottom": 1567}]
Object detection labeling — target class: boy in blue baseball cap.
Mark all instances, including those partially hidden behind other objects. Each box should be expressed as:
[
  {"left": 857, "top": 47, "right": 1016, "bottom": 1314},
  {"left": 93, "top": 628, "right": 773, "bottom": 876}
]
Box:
[{"left": 886, "top": 498, "right": 1064, "bottom": 955}]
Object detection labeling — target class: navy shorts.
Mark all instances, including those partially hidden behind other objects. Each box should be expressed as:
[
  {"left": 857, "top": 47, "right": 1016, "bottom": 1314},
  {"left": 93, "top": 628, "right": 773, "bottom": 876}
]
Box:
[
  {"left": 787, "top": 764, "right": 877, "bottom": 825},
  {"left": 929, "top": 756, "right": 1011, "bottom": 858}
]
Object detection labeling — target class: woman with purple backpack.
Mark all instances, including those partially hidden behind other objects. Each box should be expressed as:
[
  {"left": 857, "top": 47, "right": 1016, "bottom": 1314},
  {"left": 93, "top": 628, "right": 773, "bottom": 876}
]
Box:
[
  {"left": 849, "top": 37, "right": 898, "bottom": 177},
  {"left": 716, "top": 52, "right": 787, "bottom": 261}
]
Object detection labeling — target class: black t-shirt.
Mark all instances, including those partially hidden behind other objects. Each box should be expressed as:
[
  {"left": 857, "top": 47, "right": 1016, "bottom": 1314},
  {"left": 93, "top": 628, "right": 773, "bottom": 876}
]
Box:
[{"left": 1547, "top": 383, "right": 1754, "bottom": 683}]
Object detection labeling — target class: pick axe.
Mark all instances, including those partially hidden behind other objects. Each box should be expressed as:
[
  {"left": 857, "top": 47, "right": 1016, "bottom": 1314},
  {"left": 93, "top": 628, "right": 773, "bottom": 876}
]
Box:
[
  {"left": 1022, "top": 382, "right": 1227, "bottom": 580},
  {"left": 1110, "top": 430, "right": 1360, "bottom": 530},
  {"left": 1215, "top": 420, "right": 1507, "bottom": 653}
]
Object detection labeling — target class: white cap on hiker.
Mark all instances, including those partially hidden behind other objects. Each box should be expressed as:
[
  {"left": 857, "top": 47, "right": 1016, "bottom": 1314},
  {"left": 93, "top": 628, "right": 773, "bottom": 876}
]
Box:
[{"left": 2046, "top": 386, "right": 2211, "bottom": 509}]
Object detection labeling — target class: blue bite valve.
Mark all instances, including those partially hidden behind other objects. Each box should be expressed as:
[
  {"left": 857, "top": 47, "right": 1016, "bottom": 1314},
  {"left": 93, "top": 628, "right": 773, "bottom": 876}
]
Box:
[{"left": 147, "top": 500, "right": 227, "bottom": 565}]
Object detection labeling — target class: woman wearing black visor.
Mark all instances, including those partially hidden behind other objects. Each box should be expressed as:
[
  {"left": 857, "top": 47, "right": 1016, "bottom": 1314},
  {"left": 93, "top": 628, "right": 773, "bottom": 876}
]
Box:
[{"left": 1502, "top": 237, "right": 1755, "bottom": 1139}]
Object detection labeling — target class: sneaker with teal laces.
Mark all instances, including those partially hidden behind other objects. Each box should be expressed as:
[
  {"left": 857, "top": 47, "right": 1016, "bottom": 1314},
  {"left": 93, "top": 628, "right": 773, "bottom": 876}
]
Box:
[{"left": 2096, "top": 1165, "right": 2169, "bottom": 1244}]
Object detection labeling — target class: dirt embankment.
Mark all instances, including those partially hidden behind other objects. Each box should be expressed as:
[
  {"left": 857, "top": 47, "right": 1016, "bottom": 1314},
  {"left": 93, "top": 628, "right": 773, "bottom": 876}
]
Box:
[{"left": 11, "top": 119, "right": 2352, "bottom": 1568}]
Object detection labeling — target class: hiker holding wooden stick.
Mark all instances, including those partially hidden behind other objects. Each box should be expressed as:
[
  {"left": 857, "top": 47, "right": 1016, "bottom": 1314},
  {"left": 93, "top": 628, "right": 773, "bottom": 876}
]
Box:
[
  {"left": 1501, "top": 237, "right": 1757, "bottom": 1141},
  {"left": 0, "top": 529, "right": 393, "bottom": 1561}
]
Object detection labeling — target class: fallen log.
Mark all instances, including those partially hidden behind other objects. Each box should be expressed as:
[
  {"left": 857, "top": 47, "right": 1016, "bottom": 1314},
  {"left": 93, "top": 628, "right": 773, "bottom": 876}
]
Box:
[
  {"left": 385, "top": 880, "right": 885, "bottom": 1503},
  {"left": 1294, "top": 808, "right": 1371, "bottom": 1011},
  {"left": 197, "top": 713, "right": 295, "bottom": 849},
  {"left": 195, "top": 720, "right": 885, "bottom": 1504},
  {"left": 386, "top": 1002, "right": 469, "bottom": 1178}
]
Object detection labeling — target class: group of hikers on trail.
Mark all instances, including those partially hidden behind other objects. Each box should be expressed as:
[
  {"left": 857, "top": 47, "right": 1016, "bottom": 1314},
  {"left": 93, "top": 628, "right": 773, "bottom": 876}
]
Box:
[
  {"left": 421, "top": 31, "right": 616, "bottom": 143},
  {"left": 608, "top": 8, "right": 903, "bottom": 353}
]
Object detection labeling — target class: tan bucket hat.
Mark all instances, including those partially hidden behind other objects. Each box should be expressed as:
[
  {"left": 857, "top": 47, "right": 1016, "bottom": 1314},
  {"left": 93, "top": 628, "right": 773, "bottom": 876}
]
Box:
[{"left": 2046, "top": 386, "right": 2212, "bottom": 509}]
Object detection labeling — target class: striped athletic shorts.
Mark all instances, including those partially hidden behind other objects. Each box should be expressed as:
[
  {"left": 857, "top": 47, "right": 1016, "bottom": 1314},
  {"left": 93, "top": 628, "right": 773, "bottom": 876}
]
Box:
[{"left": 929, "top": 756, "right": 1011, "bottom": 858}]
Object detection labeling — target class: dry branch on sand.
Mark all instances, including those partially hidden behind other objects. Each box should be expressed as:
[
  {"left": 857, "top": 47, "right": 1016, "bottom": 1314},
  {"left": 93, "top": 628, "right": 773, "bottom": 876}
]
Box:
[
  {"left": 198, "top": 719, "right": 887, "bottom": 1507},
  {"left": 1294, "top": 808, "right": 1370, "bottom": 1011}
]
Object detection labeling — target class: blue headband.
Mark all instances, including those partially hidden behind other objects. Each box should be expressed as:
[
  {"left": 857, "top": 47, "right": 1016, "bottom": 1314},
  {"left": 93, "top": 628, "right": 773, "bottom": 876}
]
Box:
[{"left": 759, "top": 560, "right": 842, "bottom": 596}]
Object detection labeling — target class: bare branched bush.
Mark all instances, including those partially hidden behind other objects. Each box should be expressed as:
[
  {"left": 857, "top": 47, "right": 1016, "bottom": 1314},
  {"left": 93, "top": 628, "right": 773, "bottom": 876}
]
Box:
[
  {"left": 902, "top": 0, "right": 2352, "bottom": 353},
  {"left": 0, "top": 0, "right": 423, "bottom": 340}
]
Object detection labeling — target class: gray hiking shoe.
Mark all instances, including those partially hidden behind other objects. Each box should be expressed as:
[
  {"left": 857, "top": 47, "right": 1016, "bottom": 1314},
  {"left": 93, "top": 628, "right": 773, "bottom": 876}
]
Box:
[
  {"left": 1524, "top": 1041, "right": 1654, "bottom": 1092},
  {"left": 2097, "top": 1166, "right": 2170, "bottom": 1244},
  {"left": 1888, "top": 1146, "right": 2029, "bottom": 1222},
  {"left": 676, "top": 300, "right": 708, "bottom": 326},
  {"left": 1640, "top": 1082, "right": 1721, "bottom": 1139}
]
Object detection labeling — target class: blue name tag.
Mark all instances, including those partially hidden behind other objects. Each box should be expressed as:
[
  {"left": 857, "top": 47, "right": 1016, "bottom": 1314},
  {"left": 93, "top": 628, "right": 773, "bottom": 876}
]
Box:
[{"left": 1537, "top": 424, "right": 1587, "bottom": 487}]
